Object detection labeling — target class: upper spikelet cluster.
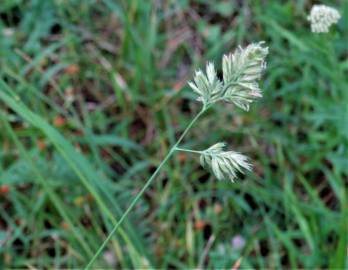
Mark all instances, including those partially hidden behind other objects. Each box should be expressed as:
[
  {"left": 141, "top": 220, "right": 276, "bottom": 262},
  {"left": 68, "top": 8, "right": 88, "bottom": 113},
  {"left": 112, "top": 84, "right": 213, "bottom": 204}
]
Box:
[
  {"left": 189, "top": 42, "right": 268, "bottom": 111},
  {"left": 188, "top": 63, "right": 223, "bottom": 105},
  {"left": 307, "top": 5, "right": 341, "bottom": 33}
]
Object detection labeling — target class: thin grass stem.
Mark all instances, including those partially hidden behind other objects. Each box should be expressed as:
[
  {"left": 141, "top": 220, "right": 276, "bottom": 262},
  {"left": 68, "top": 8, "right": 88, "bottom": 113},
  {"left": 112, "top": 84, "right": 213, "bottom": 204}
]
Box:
[
  {"left": 175, "top": 147, "right": 203, "bottom": 154},
  {"left": 85, "top": 107, "right": 206, "bottom": 269}
]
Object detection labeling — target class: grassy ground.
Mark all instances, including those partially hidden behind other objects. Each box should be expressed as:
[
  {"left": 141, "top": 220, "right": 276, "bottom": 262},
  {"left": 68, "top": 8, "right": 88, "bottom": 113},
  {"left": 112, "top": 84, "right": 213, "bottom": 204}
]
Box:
[{"left": 0, "top": 0, "right": 347, "bottom": 268}]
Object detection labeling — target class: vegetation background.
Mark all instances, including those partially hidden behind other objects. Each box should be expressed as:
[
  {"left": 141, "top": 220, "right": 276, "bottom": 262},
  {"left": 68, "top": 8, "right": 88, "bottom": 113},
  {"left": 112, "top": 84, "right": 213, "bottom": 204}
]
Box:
[{"left": 0, "top": 0, "right": 347, "bottom": 269}]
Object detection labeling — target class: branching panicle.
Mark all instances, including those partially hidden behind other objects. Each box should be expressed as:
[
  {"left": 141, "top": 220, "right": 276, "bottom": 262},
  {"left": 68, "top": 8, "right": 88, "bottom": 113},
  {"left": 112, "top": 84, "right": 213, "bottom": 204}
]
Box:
[{"left": 86, "top": 42, "right": 268, "bottom": 268}]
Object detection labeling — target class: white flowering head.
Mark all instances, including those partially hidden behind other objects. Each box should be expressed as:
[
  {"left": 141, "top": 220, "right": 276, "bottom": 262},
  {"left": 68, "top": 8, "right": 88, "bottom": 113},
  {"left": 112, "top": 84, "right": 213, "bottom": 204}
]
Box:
[
  {"left": 199, "top": 142, "right": 252, "bottom": 182},
  {"left": 307, "top": 5, "right": 341, "bottom": 33},
  {"left": 189, "top": 42, "right": 268, "bottom": 110}
]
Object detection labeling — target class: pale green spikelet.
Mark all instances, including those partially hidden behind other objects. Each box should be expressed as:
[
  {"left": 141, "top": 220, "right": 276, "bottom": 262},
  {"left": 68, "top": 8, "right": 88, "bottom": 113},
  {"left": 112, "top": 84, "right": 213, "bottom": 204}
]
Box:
[
  {"left": 189, "top": 42, "right": 268, "bottom": 111},
  {"left": 188, "top": 62, "right": 223, "bottom": 105},
  {"left": 221, "top": 42, "right": 268, "bottom": 111},
  {"left": 200, "top": 142, "right": 252, "bottom": 182}
]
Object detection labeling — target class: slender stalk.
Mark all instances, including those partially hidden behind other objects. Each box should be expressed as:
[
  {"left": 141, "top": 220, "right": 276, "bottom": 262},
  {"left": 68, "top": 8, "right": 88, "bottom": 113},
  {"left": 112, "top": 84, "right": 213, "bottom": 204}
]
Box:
[
  {"left": 175, "top": 147, "right": 203, "bottom": 154},
  {"left": 85, "top": 107, "right": 206, "bottom": 269}
]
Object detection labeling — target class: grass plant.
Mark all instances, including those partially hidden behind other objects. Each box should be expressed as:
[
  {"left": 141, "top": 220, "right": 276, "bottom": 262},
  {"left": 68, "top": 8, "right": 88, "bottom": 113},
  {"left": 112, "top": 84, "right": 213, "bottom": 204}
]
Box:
[{"left": 0, "top": 0, "right": 347, "bottom": 268}]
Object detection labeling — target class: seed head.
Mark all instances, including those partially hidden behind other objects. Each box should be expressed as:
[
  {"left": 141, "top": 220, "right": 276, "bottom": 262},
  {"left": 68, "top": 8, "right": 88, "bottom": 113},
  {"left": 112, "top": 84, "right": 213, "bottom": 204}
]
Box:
[
  {"left": 200, "top": 142, "right": 252, "bottom": 182},
  {"left": 221, "top": 42, "right": 268, "bottom": 111},
  {"left": 188, "top": 62, "right": 223, "bottom": 105},
  {"left": 188, "top": 42, "right": 268, "bottom": 110}
]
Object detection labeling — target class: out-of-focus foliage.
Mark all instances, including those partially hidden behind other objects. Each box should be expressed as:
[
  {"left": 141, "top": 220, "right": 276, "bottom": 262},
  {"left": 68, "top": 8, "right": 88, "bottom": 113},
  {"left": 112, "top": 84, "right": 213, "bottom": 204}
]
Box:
[{"left": 0, "top": 0, "right": 347, "bottom": 269}]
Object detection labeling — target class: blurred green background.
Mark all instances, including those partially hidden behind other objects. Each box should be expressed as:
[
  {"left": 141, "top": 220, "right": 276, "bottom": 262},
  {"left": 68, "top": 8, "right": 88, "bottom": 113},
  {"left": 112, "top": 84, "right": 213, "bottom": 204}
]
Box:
[{"left": 0, "top": 0, "right": 347, "bottom": 269}]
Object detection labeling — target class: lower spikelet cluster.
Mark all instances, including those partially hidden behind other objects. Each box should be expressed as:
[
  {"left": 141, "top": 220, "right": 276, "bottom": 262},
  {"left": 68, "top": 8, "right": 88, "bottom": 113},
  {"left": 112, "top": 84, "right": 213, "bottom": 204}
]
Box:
[
  {"left": 307, "top": 5, "right": 341, "bottom": 33},
  {"left": 200, "top": 143, "right": 252, "bottom": 182}
]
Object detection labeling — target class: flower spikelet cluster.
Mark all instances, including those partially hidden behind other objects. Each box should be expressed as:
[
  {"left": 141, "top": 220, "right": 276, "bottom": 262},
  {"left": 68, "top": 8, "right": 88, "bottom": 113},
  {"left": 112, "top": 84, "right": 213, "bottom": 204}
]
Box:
[
  {"left": 189, "top": 42, "right": 268, "bottom": 110},
  {"left": 200, "top": 143, "right": 252, "bottom": 182},
  {"left": 222, "top": 42, "right": 268, "bottom": 111}
]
